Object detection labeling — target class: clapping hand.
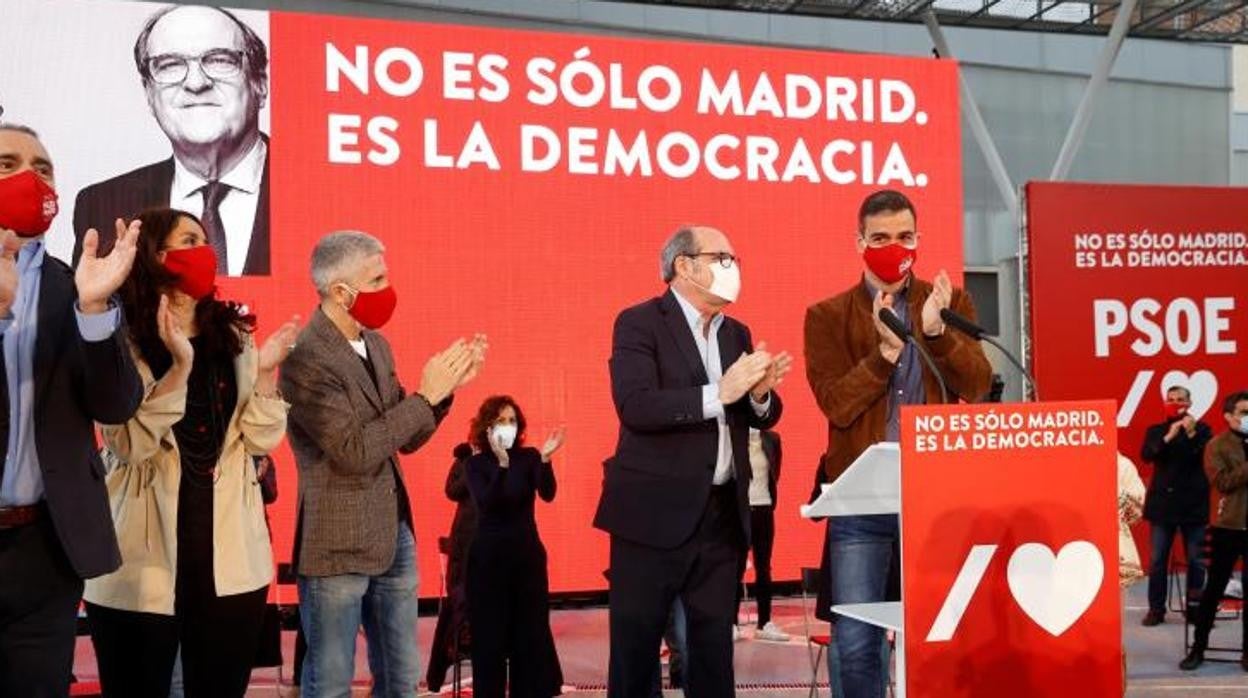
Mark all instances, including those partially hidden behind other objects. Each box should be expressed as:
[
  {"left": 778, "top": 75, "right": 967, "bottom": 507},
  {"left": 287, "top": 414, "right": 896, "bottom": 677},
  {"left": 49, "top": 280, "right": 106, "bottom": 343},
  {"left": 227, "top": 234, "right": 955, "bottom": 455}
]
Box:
[
  {"left": 920, "top": 269, "right": 953, "bottom": 336},
  {"left": 540, "top": 425, "right": 566, "bottom": 463},
  {"left": 873, "top": 291, "right": 904, "bottom": 363},
  {"left": 258, "top": 316, "right": 301, "bottom": 374},
  {"left": 156, "top": 295, "right": 193, "bottom": 369},
  {"left": 719, "top": 349, "right": 770, "bottom": 405},
  {"left": 457, "top": 333, "right": 488, "bottom": 388},
  {"left": 419, "top": 338, "right": 474, "bottom": 405},
  {"left": 748, "top": 341, "right": 793, "bottom": 401},
  {"left": 76, "top": 218, "right": 140, "bottom": 314}
]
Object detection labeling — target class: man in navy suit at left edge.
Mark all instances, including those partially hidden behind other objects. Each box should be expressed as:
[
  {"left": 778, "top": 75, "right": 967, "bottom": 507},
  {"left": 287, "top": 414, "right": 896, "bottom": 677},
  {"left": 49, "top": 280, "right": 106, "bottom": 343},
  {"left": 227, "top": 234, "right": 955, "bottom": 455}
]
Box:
[{"left": 0, "top": 122, "right": 143, "bottom": 697}]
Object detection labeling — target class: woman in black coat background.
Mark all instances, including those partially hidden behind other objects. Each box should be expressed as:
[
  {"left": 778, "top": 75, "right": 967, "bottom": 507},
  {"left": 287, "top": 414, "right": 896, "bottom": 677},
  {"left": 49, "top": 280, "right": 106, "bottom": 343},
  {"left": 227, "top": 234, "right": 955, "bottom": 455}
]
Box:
[{"left": 466, "top": 395, "right": 565, "bottom": 698}]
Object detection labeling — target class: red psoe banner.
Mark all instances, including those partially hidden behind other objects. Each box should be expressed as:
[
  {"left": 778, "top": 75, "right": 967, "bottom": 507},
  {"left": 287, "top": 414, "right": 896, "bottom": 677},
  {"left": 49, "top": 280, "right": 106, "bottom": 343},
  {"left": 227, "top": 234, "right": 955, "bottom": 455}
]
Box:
[
  {"left": 1025, "top": 182, "right": 1248, "bottom": 460},
  {"left": 901, "top": 400, "right": 1120, "bottom": 697},
  {"left": 1024, "top": 182, "right": 1248, "bottom": 569}
]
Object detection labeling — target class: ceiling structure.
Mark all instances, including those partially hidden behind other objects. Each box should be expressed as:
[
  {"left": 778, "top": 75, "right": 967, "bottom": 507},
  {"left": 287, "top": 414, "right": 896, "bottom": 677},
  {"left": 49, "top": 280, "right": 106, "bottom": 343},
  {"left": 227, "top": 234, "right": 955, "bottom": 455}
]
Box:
[{"left": 619, "top": 0, "right": 1248, "bottom": 42}]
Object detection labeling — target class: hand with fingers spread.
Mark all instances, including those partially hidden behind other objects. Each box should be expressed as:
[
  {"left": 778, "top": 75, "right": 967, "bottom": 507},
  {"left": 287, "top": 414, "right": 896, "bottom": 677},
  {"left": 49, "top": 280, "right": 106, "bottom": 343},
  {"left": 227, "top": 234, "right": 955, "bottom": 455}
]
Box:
[
  {"left": 540, "top": 425, "right": 567, "bottom": 463},
  {"left": 719, "top": 349, "right": 770, "bottom": 405},
  {"left": 873, "top": 290, "right": 904, "bottom": 364},
  {"left": 0, "top": 229, "right": 21, "bottom": 318},
  {"left": 77, "top": 218, "right": 140, "bottom": 314},
  {"left": 920, "top": 268, "right": 953, "bottom": 337}
]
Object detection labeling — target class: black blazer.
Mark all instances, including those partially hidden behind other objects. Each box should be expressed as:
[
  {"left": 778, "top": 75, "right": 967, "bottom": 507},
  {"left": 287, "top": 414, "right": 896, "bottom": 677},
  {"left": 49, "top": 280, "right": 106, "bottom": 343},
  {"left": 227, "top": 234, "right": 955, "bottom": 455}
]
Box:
[
  {"left": 28, "top": 257, "right": 143, "bottom": 578},
  {"left": 755, "top": 429, "right": 782, "bottom": 511},
  {"left": 593, "top": 290, "right": 782, "bottom": 550},
  {"left": 1140, "top": 419, "right": 1212, "bottom": 524},
  {"left": 71, "top": 141, "right": 271, "bottom": 275}
]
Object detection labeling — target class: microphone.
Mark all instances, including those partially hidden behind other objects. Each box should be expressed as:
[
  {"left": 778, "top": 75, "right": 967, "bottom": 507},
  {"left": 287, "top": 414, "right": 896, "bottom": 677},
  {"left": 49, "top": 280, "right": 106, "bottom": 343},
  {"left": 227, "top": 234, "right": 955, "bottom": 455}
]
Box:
[
  {"left": 939, "top": 307, "right": 986, "bottom": 339},
  {"left": 939, "top": 308, "right": 1040, "bottom": 401},
  {"left": 877, "top": 308, "right": 949, "bottom": 404}
]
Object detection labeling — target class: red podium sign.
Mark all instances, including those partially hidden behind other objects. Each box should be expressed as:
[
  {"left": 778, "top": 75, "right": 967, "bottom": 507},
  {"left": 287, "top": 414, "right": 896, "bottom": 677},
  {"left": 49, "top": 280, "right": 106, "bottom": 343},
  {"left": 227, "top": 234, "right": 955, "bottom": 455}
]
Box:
[{"left": 901, "top": 400, "right": 1120, "bottom": 697}]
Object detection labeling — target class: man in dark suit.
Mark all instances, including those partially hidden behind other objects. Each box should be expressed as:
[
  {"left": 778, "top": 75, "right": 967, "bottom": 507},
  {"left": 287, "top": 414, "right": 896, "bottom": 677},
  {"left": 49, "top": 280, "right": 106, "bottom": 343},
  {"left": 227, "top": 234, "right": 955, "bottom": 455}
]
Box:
[
  {"left": 72, "top": 5, "right": 270, "bottom": 276},
  {"left": 0, "top": 123, "right": 144, "bottom": 697},
  {"left": 594, "top": 225, "right": 791, "bottom": 698}
]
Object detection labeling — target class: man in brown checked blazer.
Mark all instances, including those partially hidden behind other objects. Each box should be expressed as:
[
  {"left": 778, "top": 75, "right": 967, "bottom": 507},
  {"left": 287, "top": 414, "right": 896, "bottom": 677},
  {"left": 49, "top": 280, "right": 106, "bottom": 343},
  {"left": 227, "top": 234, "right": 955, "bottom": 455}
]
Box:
[{"left": 280, "top": 231, "right": 486, "bottom": 698}]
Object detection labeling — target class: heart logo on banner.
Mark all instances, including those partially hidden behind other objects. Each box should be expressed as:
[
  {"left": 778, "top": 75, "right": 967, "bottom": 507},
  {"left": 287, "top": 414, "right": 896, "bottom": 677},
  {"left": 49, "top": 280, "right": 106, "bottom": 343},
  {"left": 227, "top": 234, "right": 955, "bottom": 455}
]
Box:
[
  {"left": 1006, "top": 541, "right": 1104, "bottom": 637},
  {"left": 1159, "top": 370, "right": 1218, "bottom": 419}
]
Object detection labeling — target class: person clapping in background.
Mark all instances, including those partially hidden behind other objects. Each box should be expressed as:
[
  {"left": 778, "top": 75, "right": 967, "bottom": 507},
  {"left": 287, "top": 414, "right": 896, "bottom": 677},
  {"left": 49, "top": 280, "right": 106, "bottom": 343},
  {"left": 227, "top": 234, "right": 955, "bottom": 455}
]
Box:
[{"left": 466, "top": 396, "right": 565, "bottom": 698}]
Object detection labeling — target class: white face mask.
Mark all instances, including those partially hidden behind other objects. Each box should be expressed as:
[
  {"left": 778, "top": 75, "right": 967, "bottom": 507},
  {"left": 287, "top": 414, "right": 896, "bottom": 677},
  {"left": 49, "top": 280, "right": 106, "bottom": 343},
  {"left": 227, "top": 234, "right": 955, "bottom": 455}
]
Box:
[
  {"left": 491, "top": 423, "right": 518, "bottom": 450},
  {"left": 1237, "top": 415, "right": 1248, "bottom": 434},
  {"left": 690, "top": 259, "right": 741, "bottom": 303}
]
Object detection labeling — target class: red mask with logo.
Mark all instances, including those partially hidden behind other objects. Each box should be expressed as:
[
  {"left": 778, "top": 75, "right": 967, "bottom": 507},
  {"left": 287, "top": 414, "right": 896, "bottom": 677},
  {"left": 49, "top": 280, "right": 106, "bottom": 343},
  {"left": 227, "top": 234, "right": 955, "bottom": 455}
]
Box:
[
  {"left": 163, "top": 245, "right": 218, "bottom": 300},
  {"left": 863, "top": 243, "right": 917, "bottom": 284},
  {"left": 345, "top": 284, "right": 398, "bottom": 330},
  {"left": 0, "top": 170, "right": 59, "bottom": 237}
]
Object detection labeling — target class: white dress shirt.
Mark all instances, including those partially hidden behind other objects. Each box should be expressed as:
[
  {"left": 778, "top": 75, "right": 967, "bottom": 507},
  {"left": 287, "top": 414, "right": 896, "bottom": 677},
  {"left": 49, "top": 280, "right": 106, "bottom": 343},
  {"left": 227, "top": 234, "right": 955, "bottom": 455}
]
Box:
[
  {"left": 671, "top": 289, "right": 771, "bottom": 485},
  {"left": 170, "top": 137, "right": 266, "bottom": 277}
]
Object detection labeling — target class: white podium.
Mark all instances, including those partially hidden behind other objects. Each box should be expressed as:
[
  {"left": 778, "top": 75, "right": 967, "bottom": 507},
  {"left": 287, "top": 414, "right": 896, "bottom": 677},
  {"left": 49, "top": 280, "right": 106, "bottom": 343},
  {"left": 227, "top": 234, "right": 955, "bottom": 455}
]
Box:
[{"left": 802, "top": 443, "right": 907, "bottom": 697}]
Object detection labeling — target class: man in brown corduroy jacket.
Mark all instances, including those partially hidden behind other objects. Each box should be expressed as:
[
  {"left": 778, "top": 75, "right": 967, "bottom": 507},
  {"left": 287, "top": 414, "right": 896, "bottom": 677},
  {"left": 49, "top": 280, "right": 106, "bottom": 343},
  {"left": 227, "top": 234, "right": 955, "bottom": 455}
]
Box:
[
  {"left": 1180, "top": 389, "right": 1248, "bottom": 672},
  {"left": 803, "top": 190, "right": 992, "bottom": 697}
]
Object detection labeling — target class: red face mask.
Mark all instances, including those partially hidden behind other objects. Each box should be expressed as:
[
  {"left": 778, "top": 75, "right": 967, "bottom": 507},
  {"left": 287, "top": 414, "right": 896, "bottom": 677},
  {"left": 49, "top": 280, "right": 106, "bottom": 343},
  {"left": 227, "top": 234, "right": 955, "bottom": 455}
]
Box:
[
  {"left": 345, "top": 284, "right": 397, "bottom": 330},
  {"left": 0, "top": 170, "right": 59, "bottom": 237},
  {"left": 863, "top": 243, "right": 917, "bottom": 284},
  {"left": 163, "top": 245, "right": 218, "bottom": 300},
  {"left": 1163, "top": 402, "right": 1188, "bottom": 420}
]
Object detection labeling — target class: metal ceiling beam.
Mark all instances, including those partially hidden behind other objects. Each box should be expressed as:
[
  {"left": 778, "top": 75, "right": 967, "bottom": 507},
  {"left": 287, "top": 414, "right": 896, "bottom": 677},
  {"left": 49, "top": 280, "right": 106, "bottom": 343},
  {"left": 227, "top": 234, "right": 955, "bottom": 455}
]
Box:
[
  {"left": 1050, "top": 0, "right": 1139, "bottom": 180},
  {"left": 923, "top": 10, "right": 1020, "bottom": 220},
  {"left": 1064, "top": 1, "right": 1121, "bottom": 30},
  {"left": 956, "top": 0, "right": 1011, "bottom": 24},
  {"left": 1133, "top": 0, "right": 1210, "bottom": 31},
  {"left": 1177, "top": 0, "right": 1248, "bottom": 33}
]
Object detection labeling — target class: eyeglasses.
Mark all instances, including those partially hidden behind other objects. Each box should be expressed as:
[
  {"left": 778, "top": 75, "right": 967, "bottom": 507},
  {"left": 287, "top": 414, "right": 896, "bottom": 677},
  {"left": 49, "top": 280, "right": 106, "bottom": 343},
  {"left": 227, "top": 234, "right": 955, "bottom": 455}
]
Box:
[
  {"left": 683, "top": 252, "right": 739, "bottom": 268},
  {"left": 146, "top": 49, "right": 244, "bottom": 85}
]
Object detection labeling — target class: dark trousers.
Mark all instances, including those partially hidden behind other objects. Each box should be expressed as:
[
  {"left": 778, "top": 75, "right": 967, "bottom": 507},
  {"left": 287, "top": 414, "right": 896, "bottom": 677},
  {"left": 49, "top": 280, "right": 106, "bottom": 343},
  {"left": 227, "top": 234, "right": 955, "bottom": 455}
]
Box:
[
  {"left": 86, "top": 585, "right": 268, "bottom": 698},
  {"left": 467, "top": 534, "right": 561, "bottom": 698},
  {"left": 736, "top": 506, "right": 776, "bottom": 626},
  {"left": 1190, "top": 526, "right": 1248, "bottom": 651},
  {"left": 0, "top": 512, "right": 84, "bottom": 698},
  {"left": 1146, "top": 521, "right": 1206, "bottom": 613},
  {"left": 608, "top": 484, "right": 745, "bottom": 698}
]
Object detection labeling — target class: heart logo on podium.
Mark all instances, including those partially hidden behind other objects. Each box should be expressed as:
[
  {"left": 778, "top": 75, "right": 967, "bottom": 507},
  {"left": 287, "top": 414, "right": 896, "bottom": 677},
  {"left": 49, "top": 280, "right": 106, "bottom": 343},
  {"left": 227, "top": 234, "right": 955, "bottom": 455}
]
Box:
[
  {"left": 1159, "top": 370, "right": 1218, "bottom": 420},
  {"left": 1006, "top": 541, "right": 1104, "bottom": 637}
]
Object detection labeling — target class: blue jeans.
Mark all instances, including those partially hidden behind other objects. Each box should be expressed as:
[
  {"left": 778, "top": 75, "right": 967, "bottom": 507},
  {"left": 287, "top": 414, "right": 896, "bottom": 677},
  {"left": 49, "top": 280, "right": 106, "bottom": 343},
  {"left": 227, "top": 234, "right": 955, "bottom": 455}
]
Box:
[
  {"left": 299, "top": 523, "right": 419, "bottom": 698},
  {"left": 1147, "top": 521, "right": 1206, "bottom": 613},
  {"left": 827, "top": 515, "right": 897, "bottom": 698}
]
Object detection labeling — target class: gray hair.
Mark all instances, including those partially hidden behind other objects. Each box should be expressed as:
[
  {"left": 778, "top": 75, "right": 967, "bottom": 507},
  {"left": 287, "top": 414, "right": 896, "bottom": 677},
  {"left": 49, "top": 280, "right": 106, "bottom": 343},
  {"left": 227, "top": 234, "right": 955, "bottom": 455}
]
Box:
[
  {"left": 659, "top": 226, "right": 699, "bottom": 283},
  {"left": 310, "top": 231, "right": 385, "bottom": 297},
  {"left": 0, "top": 123, "right": 39, "bottom": 139}
]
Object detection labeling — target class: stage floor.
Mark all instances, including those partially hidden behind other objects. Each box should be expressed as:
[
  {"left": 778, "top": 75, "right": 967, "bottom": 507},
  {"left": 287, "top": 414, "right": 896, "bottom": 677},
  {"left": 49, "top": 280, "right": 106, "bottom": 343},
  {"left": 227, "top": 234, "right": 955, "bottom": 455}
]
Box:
[{"left": 70, "top": 583, "right": 1246, "bottom": 696}]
